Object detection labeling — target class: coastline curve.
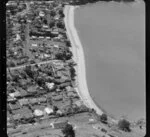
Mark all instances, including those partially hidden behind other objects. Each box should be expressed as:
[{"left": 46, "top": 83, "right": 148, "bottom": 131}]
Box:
[{"left": 64, "top": 5, "right": 103, "bottom": 116}]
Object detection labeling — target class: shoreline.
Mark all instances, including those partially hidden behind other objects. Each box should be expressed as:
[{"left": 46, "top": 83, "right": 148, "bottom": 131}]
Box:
[{"left": 64, "top": 5, "right": 103, "bottom": 116}]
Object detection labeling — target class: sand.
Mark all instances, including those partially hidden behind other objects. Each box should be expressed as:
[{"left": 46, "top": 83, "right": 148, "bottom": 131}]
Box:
[{"left": 64, "top": 5, "right": 103, "bottom": 115}]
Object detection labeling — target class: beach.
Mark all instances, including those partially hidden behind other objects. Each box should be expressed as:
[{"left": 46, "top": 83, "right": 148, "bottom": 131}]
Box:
[{"left": 64, "top": 5, "right": 103, "bottom": 115}]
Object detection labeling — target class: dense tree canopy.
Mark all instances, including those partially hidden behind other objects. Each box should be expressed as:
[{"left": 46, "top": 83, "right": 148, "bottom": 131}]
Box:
[
  {"left": 118, "top": 119, "right": 131, "bottom": 132},
  {"left": 62, "top": 123, "right": 75, "bottom": 137}
]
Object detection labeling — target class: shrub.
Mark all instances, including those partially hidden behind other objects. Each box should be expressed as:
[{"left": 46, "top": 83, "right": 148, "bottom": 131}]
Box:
[
  {"left": 61, "top": 123, "right": 75, "bottom": 137},
  {"left": 100, "top": 113, "right": 108, "bottom": 124},
  {"left": 53, "top": 105, "right": 58, "bottom": 113},
  {"left": 118, "top": 119, "right": 131, "bottom": 132}
]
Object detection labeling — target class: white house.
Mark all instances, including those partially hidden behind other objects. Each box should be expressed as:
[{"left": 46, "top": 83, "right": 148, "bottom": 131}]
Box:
[
  {"left": 34, "top": 109, "right": 44, "bottom": 116},
  {"left": 56, "top": 110, "right": 63, "bottom": 116},
  {"left": 39, "top": 36, "right": 44, "bottom": 39},
  {"left": 39, "top": 11, "right": 45, "bottom": 17},
  {"left": 46, "top": 37, "right": 51, "bottom": 39},
  {"left": 46, "top": 82, "right": 55, "bottom": 90},
  {"left": 54, "top": 44, "right": 59, "bottom": 48},
  {"left": 32, "top": 43, "right": 38, "bottom": 47},
  {"left": 44, "top": 107, "right": 53, "bottom": 115},
  {"left": 43, "top": 25, "right": 49, "bottom": 28}
]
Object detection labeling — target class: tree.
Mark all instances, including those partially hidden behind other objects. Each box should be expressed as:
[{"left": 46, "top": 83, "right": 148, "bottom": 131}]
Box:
[
  {"left": 50, "top": 10, "right": 56, "bottom": 17},
  {"left": 43, "top": 19, "right": 47, "bottom": 25},
  {"left": 59, "top": 9, "right": 65, "bottom": 18},
  {"left": 100, "top": 113, "right": 108, "bottom": 124},
  {"left": 118, "top": 119, "right": 131, "bottom": 132},
  {"left": 36, "top": 77, "right": 45, "bottom": 87},
  {"left": 53, "top": 105, "right": 58, "bottom": 113},
  {"left": 56, "top": 22, "right": 65, "bottom": 29},
  {"left": 12, "top": 74, "right": 20, "bottom": 83},
  {"left": 61, "top": 123, "right": 75, "bottom": 137},
  {"left": 20, "top": 71, "right": 27, "bottom": 79},
  {"left": 47, "top": 96, "right": 53, "bottom": 106},
  {"left": 70, "top": 67, "right": 76, "bottom": 80},
  {"left": 24, "top": 66, "right": 33, "bottom": 78},
  {"left": 66, "top": 40, "right": 71, "bottom": 47},
  {"left": 7, "top": 60, "right": 15, "bottom": 67},
  {"left": 49, "top": 20, "right": 55, "bottom": 28}
]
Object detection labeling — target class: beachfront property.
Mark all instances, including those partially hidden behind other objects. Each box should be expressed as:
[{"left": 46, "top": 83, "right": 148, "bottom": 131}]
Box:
[
  {"left": 6, "top": 0, "right": 145, "bottom": 137},
  {"left": 6, "top": 0, "right": 91, "bottom": 131}
]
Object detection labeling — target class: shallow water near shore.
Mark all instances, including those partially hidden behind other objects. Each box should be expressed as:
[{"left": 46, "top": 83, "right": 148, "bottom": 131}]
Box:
[{"left": 75, "top": 0, "right": 145, "bottom": 121}]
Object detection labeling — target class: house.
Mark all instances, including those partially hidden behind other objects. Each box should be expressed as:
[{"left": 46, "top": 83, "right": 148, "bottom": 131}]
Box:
[
  {"left": 67, "top": 92, "right": 76, "bottom": 98},
  {"left": 39, "top": 36, "right": 44, "bottom": 39},
  {"left": 43, "top": 25, "right": 49, "bottom": 29},
  {"left": 46, "top": 37, "right": 51, "bottom": 39},
  {"left": 9, "top": 102, "right": 21, "bottom": 110},
  {"left": 12, "top": 114, "right": 22, "bottom": 121},
  {"left": 54, "top": 15, "right": 60, "bottom": 20},
  {"left": 23, "top": 112, "right": 33, "bottom": 120},
  {"left": 39, "top": 11, "right": 45, "bottom": 17},
  {"left": 58, "top": 34, "right": 63, "bottom": 38},
  {"left": 33, "top": 109, "right": 44, "bottom": 117},
  {"left": 51, "top": 92, "right": 57, "bottom": 96},
  {"left": 50, "top": 120, "right": 68, "bottom": 129},
  {"left": 45, "top": 29, "right": 51, "bottom": 32},
  {"left": 32, "top": 43, "right": 38, "bottom": 47},
  {"left": 44, "top": 54, "right": 50, "bottom": 58},
  {"left": 54, "top": 44, "right": 59, "bottom": 48},
  {"left": 27, "top": 85, "right": 38, "bottom": 93},
  {"left": 53, "top": 95, "right": 63, "bottom": 101},
  {"left": 38, "top": 97, "right": 47, "bottom": 103},
  {"left": 51, "top": 31, "right": 59, "bottom": 36},
  {"left": 59, "top": 82, "right": 71, "bottom": 88},
  {"left": 54, "top": 78, "right": 66, "bottom": 84},
  {"left": 53, "top": 61, "right": 64, "bottom": 69},
  {"left": 29, "top": 98, "right": 38, "bottom": 105},
  {"left": 27, "top": 19, "right": 32, "bottom": 23},
  {"left": 9, "top": 91, "right": 21, "bottom": 98},
  {"left": 31, "top": 36, "right": 37, "bottom": 39},
  {"left": 7, "top": 96, "right": 16, "bottom": 102},
  {"left": 46, "top": 82, "right": 55, "bottom": 90},
  {"left": 89, "top": 118, "right": 95, "bottom": 122},
  {"left": 19, "top": 88, "right": 28, "bottom": 97},
  {"left": 18, "top": 98, "right": 29, "bottom": 106},
  {"left": 65, "top": 86, "right": 74, "bottom": 92},
  {"left": 56, "top": 110, "right": 63, "bottom": 116},
  {"left": 56, "top": 71, "right": 64, "bottom": 78},
  {"left": 74, "top": 100, "right": 82, "bottom": 107},
  {"left": 56, "top": 88, "right": 61, "bottom": 93},
  {"left": 15, "top": 34, "right": 21, "bottom": 41},
  {"left": 44, "top": 107, "right": 53, "bottom": 115}
]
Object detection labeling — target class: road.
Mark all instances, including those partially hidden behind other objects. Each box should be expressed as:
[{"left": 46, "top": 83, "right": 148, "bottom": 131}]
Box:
[{"left": 7, "top": 59, "right": 61, "bottom": 71}]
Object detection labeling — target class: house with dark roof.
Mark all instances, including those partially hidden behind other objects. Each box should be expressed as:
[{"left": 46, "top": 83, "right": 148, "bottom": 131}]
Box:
[
  {"left": 59, "top": 82, "right": 71, "bottom": 88},
  {"left": 9, "top": 102, "right": 21, "bottom": 110}
]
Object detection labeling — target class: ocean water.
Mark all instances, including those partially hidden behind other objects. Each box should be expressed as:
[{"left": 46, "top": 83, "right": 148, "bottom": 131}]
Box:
[{"left": 75, "top": 0, "right": 145, "bottom": 121}]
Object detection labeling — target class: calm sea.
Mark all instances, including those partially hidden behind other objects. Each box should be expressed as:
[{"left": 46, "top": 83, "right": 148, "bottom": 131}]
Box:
[{"left": 75, "top": 0, "right": 145, "bottom": 121}]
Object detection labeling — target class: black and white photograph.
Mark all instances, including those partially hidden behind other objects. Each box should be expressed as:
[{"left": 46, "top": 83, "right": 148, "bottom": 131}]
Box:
[{"left": 5, "top": 0, "right": 146, "bottom": 137}]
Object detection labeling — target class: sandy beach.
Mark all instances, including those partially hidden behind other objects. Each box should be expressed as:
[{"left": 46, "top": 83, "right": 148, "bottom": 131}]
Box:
[{"left": 64, "top": 5, "right": 103, "bottom": 115}]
